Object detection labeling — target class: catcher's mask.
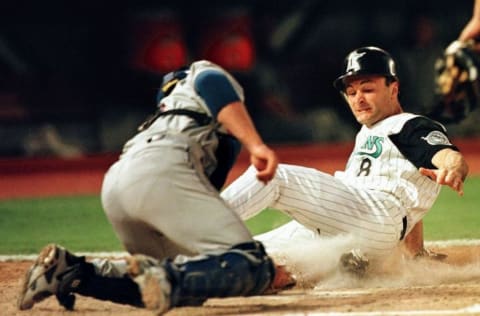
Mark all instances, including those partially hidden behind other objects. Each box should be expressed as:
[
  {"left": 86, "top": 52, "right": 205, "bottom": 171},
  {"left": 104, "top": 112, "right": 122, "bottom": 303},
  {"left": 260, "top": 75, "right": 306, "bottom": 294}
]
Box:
[
  {"left": 156, "top": 67, "right": 189, "bottom": 103},
  {"left": 430, "top": 40, "right": 480, "bottom": 123},
  {"left": 333, "top": 46, "right": 398, "bottom": 92}
]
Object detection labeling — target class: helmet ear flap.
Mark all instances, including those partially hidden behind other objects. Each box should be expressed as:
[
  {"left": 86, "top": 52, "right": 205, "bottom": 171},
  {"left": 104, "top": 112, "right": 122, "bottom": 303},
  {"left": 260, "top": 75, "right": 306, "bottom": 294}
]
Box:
[{"left": 156, "top": 67, "right": 189, "bottom": 104}]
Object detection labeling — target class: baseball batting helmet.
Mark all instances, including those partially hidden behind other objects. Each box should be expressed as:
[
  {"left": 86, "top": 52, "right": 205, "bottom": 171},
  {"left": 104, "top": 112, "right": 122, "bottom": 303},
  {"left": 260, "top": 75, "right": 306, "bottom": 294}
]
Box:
[
  {"left": 428, "top": 40, "right": 480, "bottom": 123},
  {"left": 156, "top": 67, "right": 189, "bottom": 103},
  {"left": 333, "top": 46, "right": 398, "bottom": 91}
]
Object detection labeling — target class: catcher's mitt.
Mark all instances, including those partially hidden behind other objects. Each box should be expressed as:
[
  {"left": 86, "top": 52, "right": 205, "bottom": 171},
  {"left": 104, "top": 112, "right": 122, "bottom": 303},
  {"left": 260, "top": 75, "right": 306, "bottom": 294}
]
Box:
[{"left": 428, "top": 39, "right": 480, "bottom": 123}]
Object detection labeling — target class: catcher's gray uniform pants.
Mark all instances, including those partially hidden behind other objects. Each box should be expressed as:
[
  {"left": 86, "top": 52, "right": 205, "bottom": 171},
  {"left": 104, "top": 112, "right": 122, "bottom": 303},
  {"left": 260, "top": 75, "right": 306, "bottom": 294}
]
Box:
[
  {"left": 222, "top": 164, "right": 407, "bottom": 257},
  {"left": 101, "top": 134, "right": 253, "bottom": 260}
]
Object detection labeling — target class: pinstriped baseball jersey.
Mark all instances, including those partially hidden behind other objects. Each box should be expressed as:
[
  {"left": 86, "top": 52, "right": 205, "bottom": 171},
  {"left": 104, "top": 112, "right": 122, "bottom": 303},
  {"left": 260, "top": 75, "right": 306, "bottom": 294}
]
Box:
[
  {"left": 335, "top": 112, "right": 454, "bottom": 231},
  {"left": 221, "top": 112, "right": 458, "bottom": 257}
]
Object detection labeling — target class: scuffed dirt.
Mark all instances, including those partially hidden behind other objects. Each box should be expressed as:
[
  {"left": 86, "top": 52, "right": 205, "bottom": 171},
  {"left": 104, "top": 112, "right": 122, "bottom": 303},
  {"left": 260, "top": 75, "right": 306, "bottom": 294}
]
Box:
[{"left": 2, "top": 244, "right": 480, "bottom": 315}]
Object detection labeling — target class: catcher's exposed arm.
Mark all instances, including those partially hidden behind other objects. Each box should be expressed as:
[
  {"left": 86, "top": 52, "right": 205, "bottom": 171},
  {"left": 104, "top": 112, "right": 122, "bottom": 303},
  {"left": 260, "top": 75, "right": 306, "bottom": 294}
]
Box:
[{"left": 218, "top": 101, "right": 279, "bottom": 184}]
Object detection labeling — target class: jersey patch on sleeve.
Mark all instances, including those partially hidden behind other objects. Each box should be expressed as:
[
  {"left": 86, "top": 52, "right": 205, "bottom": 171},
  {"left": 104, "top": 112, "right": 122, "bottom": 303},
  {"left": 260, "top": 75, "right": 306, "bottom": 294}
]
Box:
[
  {"left": 389, "top": 116, "right": 457, "bottom": 169},
  {"left": 421, "top": 131, "right": 452, "bottom": 146}
]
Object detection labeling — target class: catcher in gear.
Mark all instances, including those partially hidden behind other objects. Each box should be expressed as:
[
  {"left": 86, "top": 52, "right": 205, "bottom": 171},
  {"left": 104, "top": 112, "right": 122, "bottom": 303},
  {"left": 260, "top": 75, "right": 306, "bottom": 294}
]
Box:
[{"left": 17, "top": 60, "right": 295, "bottom": 315}]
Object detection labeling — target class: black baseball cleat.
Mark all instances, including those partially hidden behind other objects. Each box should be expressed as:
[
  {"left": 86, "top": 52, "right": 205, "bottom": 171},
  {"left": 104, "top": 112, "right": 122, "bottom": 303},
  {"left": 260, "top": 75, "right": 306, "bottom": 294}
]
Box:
[{"left": 17, "top": 243, "right": 84, "bottom": 310}]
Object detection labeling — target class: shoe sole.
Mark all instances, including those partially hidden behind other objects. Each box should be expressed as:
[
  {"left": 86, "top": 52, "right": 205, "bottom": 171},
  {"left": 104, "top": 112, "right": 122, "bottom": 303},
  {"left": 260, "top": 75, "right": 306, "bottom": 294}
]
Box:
[{"left": 17, "top": 244, "right": 59, "bottom": 310}]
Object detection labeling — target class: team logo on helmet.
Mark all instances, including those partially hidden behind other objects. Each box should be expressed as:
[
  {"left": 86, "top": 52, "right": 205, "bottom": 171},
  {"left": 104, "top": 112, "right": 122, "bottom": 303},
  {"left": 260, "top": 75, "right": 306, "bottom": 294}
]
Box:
[{"left": 346, "top": 51, "right": 366, "bottom": 73}]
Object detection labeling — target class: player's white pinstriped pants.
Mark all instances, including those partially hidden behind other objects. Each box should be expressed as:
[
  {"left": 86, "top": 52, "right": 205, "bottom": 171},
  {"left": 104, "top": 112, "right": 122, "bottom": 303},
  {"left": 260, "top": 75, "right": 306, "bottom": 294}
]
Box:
[{"left": 221, "top": 164, "right": 407, "bottom": 257}]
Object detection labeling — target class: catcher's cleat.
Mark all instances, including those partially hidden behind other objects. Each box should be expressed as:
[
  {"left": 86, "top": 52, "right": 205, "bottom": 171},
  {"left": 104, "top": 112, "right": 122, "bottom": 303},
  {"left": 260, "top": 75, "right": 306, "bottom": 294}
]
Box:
[
  {"left": 17, "top": 243, "right": 83, "bottom": 311},
  {"left": 339, "top": 248, "right": 369, "bottom": 277},
  {"left": 127, "top": 255, "right": 172, "bottom": 315}
]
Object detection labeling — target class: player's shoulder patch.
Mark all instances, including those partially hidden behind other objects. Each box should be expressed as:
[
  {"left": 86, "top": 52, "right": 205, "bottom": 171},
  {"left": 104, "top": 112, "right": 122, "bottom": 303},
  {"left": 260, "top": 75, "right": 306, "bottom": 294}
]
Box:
[{"left": 421, "top": 130, "right": 452, "bottom": 146}]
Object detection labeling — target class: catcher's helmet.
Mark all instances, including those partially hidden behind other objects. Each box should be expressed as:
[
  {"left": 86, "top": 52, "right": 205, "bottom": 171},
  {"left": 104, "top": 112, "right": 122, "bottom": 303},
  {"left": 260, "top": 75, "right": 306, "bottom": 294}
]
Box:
[
  {"left": 156, "top": 67, "right": 189, "bottom": 103},
  {"left": 429, "top": 40, "right": 480, "bottom": 123},
  {"left": 333, "top": 46, "right": 397, "bottom": 91}
]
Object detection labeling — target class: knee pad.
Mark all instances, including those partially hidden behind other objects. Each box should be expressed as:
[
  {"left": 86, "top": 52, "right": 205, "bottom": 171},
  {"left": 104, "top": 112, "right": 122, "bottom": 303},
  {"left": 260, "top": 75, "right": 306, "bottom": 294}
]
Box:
[{"left": 164, "top": 241, "right": 274, "bottom": 307}]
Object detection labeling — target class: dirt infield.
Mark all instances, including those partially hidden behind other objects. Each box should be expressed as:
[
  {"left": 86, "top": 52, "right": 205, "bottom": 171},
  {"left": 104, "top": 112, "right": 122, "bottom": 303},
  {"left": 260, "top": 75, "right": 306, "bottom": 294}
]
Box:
[
  {"left": 1, "top": 139, "right": 480, "bottom": 315},
  {"left": 2, "top": 244, "right": 480, "bottom": 315}
]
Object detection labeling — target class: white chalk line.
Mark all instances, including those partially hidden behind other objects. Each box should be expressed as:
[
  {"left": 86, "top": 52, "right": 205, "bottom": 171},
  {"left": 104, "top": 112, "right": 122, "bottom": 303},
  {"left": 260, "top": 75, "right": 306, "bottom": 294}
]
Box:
[
  {"left": 272, "top": 304, "right": 480, "bottom": 315},
  {"left": 425, "top": 239, "right": 480, "bottom": 247},
  {"left": 1, "top": 239, "right": 479, "bottom": 262},
  {"left": 0, "top": 251, "right": 129, "bottom": 262}
]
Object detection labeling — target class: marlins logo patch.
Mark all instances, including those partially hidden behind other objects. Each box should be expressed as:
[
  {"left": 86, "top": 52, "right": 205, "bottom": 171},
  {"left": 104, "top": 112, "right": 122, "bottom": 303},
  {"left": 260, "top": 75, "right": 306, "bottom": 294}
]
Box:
[
  {"left": 421, "top": 131, "right": 452, "bottom": 146},
  {"left": 356, "top": 136, "right": 384, "bottom": 158}
]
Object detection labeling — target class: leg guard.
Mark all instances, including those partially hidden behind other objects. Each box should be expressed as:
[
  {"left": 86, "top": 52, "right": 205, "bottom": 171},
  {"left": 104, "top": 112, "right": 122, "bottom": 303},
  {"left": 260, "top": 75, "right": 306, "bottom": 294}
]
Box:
[{"left": 165, "top": 241, "right": 275, "bottom": 307}]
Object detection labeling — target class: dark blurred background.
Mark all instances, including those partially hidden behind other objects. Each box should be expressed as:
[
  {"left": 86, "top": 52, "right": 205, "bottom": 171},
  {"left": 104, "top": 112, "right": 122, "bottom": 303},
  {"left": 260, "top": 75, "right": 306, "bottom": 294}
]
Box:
[{"left": 0, "top": 0, "right": 479, "bottom": 158}]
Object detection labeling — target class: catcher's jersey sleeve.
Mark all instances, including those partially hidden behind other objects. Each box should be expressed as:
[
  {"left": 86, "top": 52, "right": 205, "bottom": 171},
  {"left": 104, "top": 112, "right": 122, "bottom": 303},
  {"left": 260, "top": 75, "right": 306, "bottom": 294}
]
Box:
[
  {"left": 194, "top": 69, "right": 242, "bottom": 118},
  {"left": 388, "top": 116, "right": 458, "bottom": 170}
]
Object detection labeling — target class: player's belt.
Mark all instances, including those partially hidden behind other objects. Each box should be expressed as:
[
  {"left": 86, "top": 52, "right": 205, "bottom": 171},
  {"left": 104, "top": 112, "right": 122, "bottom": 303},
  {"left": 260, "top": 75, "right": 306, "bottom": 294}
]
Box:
[{"left": 399, "top": 216, "right": 407, "bottom": 240}]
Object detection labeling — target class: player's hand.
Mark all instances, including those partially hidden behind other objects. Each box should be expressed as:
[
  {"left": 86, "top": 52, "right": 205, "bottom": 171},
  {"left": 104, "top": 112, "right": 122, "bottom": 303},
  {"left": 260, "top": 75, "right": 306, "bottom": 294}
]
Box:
[
  {"left": 249, "top": 144, "right": 278, "bottom": 184},
  {"left": 419, "top": 167, "right": 465, "bottom": 196}
]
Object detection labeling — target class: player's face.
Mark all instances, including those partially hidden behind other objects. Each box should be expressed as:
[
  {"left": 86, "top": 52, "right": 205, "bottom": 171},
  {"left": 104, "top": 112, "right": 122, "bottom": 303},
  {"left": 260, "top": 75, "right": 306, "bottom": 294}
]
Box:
[{"left": 344, "top": 75, "right": 401, "bottom": 127}]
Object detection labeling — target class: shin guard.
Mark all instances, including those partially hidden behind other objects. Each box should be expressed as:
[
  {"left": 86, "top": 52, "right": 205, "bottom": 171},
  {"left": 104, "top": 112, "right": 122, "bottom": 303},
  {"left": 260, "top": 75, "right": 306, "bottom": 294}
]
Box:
[{"left": 165, "top": 241, "right": 275, "bottom": 307}]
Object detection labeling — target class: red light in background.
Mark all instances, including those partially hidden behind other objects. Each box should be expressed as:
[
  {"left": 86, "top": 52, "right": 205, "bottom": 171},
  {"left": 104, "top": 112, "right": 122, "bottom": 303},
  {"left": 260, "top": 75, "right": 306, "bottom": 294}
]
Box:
[
  {"left": 143, "top": 36, "right": 187, "bottom": 72},
  {"left": 199, "top": 13, "right": 255, "bottom": 72},
  {"left": 130, "top": 13, "right": 187, "bottom": 73},
  {"left": 202, "top": 34, "right": 254, "bottom": 71}
]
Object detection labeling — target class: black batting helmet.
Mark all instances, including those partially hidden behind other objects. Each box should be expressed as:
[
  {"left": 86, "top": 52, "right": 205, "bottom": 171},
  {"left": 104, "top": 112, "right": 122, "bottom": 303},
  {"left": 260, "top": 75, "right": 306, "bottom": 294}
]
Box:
[{"left": 333, "top": 46, "right": 398, "bottom": 91}]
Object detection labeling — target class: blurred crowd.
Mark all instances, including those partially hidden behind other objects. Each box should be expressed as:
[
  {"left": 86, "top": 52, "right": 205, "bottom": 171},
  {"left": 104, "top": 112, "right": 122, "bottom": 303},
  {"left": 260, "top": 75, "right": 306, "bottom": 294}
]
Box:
[{"left": 1, "top": 1, "right": 479, "bottom": 158}]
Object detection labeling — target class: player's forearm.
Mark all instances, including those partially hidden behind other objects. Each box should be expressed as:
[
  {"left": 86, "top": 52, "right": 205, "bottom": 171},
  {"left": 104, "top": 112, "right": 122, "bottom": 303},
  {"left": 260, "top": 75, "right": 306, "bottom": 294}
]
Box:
[
  {"left": 431, "top": 148, "right": 469, "bottom": 180},
  {"left": 217, "top": 101, "right": 265, "bottom": 151}
]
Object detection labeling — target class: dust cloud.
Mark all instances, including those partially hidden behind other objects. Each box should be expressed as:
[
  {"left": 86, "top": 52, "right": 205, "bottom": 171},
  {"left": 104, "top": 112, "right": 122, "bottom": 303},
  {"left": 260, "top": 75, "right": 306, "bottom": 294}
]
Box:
[{"left": 261, "top": 233, "right": 480, "bottom": 290}]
